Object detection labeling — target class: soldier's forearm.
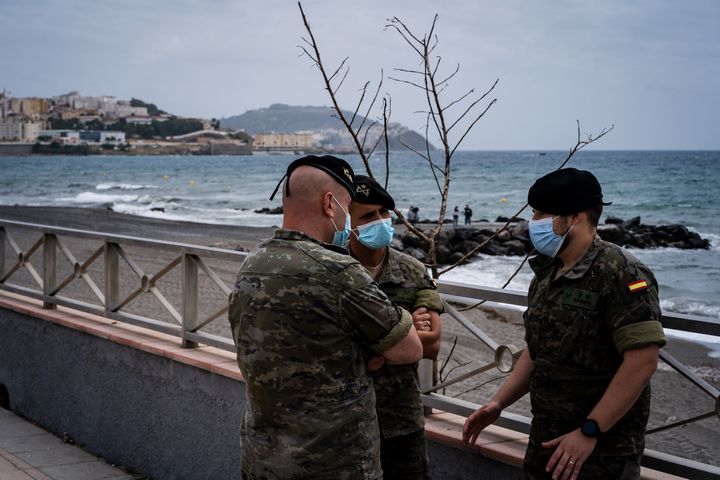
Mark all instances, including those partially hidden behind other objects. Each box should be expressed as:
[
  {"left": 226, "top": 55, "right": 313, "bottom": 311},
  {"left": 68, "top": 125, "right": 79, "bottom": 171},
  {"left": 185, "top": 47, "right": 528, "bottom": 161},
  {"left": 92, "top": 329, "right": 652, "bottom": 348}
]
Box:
[{"left": 587, "top": 345, "right": 659, "bottom": 432}]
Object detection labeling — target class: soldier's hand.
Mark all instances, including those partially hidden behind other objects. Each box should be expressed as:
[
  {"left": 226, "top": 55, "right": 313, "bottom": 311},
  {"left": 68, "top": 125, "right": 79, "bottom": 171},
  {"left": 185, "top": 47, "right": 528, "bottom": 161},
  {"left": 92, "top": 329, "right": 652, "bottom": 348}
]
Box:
[
  {"left": 367, "top": 355, "right": 385, "bottom": 371},
  {"left": 412, "top": 307, "right": 432, "bottom": 331},
  {"left": 462, "top": 401, "right": 502, "bottom": 445},
  {"left": 542, "top": 429, "right": 597, "bottom": 480}
]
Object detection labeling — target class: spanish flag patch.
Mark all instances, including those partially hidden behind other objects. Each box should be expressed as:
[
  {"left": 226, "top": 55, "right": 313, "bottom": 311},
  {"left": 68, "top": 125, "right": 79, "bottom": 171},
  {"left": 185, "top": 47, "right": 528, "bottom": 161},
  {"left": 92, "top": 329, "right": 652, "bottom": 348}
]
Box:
[{"left": 627, "top": 280, "right": 649, "bottom": 293}]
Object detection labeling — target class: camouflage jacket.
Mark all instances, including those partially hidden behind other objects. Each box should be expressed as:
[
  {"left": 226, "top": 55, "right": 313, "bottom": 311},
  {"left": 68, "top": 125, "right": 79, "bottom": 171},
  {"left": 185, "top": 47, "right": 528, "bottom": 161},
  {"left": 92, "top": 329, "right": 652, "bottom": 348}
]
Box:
[
  {"left": 372, "top": 248, "right": 444, "bottom": 438},
  {"left": 228, "top": 230, "right": 413, "bottom": 480},
  {"left": 524, "top": 235, "right": 666, "bottom": 456}
]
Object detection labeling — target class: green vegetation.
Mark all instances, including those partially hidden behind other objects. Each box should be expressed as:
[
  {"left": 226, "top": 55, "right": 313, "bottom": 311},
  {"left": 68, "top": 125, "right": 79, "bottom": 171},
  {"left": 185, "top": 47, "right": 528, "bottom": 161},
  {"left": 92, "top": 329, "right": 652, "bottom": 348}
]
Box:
[{"left": 49, "top": 117, "right": 204, "bottom": 139}]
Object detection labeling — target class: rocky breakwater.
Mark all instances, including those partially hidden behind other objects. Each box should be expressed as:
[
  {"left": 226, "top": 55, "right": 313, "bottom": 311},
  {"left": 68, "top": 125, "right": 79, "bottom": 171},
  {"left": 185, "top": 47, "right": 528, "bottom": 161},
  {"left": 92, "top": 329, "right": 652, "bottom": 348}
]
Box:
[{"left": 393, "top": 216, "right": 711, "bottom": 265}]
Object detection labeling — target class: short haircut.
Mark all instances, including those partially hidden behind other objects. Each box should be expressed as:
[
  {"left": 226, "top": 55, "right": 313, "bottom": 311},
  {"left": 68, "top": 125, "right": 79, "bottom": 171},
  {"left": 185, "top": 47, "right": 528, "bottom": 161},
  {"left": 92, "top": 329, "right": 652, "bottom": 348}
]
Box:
[{"left": 585, "top": 202, "right": 603, "bottom": 227}]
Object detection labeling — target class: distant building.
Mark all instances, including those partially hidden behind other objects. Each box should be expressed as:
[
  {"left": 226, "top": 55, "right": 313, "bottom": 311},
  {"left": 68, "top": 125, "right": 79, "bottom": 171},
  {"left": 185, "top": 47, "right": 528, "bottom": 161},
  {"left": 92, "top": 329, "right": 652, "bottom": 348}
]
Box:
[
  {"left": 39, "top": 129, "right": 126, "bottom": 144},
  {"left": 38, "top": 130, "right": 81, "bottom": 143},
  {"left": 0, "top": 117, "right": 46, "bottom": 142},
  {"left": 20, "top": 98, "right": 49, "bottom": 116},
  {"left": 78, "top": 130, "right": 126, "bottom": 144},
  {"left": 253, "top": 132, "right": 316, "bottom": 149}
]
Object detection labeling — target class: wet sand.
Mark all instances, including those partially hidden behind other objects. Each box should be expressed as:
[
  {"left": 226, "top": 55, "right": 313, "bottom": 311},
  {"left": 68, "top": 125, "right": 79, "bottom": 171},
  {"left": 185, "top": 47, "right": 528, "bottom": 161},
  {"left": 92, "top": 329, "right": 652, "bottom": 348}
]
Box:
[{"left": 1, "top": 205, "right": 718, "bottom": 467}]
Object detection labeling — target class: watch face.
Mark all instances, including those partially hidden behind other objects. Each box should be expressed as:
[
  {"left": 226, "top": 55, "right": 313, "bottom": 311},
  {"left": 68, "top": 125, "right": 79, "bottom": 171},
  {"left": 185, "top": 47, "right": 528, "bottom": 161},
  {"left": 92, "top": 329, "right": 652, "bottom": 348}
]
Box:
[{"left": 582, "top": 419, "right": 599, "bottom": 436}]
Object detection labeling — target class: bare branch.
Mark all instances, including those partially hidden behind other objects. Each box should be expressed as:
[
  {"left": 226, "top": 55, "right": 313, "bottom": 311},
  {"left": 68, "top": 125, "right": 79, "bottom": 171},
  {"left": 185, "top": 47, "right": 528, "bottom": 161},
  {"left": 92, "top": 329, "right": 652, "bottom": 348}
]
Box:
[
  {"left": 432, "top": 56, "right": 442, "bottom": 79},
  {"left": 387, "top": 76, "right": 431, "bottom": 91},
  {"left": 436, "top": 62, "right": 460, "bottom": 87},
  {"left": 357, "top": 71, "right": 384, "bottom": 134},
  {"left": 350, "top": 81, "right": 371, "bottom": 128},
  {"left": 328, "top": 56, "right": 350, "bottom": 82},
  {"left": 297, "top": 45, "right": 318, "bottom": 64},
  {"left": 383, "top": 96, "right": 391, "bottom": 189},
  {"left": 438, "top": 202, "right": 529, "bottom": 276},
  {"left": 449, "top": 98, "right": 497, "bottom": 157},
  {"left": 438, "top": 337, "right": 459, "bottom": 379},
  {"left": 384, "top": 21, "right": 423, "bottom": 57},
  {"left": 458, "top": 252, "right": 531, "bottom": 311},
  {"left": 443, "top": 88, "right": 475, "bottom": 112},
  {"left": 367, "top": 127, "right": 385, "bottom": 158},
  {"left": 440, "top": 122, "right": 614, "bottom": 277},
  {"left": 394, "top": 67, "right": 425, "bottom": 75},
  {"left": 332, "top": 66, "right": 350, "bottom": 96},
  {"left": 360, "top": 121, "right": 378, "bottom": 152},
  {"left": 298, "top": 1, "right": 374, "bottom": 177},
  {"left": 387, "top": 17, "right": 424, "bottom": 47}
]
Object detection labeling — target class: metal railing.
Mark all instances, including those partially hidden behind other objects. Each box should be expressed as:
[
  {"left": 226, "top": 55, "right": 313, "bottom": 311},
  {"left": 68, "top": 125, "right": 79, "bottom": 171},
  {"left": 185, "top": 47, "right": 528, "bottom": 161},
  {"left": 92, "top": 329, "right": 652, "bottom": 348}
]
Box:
[{"left": 1, "top": 218, "right": 719, "bottom": 479}]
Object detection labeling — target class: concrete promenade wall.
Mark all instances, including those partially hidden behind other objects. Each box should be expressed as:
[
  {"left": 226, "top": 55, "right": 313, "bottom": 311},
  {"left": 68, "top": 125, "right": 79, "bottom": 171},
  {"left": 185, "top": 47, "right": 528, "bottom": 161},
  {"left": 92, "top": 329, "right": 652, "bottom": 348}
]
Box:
[
  {"left": 0, "top": 301, "right": 245, "bottom": 479},
  {"left": 0, "top": 294, "right": 525, "bottom": 479}
]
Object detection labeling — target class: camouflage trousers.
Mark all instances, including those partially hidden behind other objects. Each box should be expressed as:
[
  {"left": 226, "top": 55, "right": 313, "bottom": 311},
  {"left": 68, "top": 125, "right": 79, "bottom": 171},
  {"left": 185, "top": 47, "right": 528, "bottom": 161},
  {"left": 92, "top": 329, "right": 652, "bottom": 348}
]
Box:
[
  {"left": 380, "top": 428, "right": 430, "bottom": 480},
  {"left": 523, "top": 442, "right": 642, "bottom": 479}
]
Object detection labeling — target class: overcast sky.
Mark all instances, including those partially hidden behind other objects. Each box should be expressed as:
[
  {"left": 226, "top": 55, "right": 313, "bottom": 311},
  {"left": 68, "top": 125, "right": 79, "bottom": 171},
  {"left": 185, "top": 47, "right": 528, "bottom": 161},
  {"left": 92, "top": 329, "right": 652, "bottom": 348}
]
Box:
[{"left": 2, "top": 0, "right": 718, "bottom": 150}]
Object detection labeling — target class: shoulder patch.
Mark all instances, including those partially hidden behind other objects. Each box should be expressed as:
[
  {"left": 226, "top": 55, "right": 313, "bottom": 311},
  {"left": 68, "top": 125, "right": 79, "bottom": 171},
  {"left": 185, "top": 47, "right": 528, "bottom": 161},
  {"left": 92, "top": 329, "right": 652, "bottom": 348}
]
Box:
[{"left": 627, "top": 279, "right": 649, "bottom": 293}]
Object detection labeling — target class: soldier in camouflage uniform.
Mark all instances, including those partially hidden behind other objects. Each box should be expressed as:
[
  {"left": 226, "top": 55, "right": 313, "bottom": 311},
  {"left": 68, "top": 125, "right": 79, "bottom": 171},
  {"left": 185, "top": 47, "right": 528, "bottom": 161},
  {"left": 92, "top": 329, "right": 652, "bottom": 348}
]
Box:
[
  {"left": 228, "top": 155, "right": 423, "bottom": 480},
  {"left": 463, "top": 168, "right": 666, "bottom": 479},
  {"left": 349, "top": 176, "right": 444, "bottom": 480}
]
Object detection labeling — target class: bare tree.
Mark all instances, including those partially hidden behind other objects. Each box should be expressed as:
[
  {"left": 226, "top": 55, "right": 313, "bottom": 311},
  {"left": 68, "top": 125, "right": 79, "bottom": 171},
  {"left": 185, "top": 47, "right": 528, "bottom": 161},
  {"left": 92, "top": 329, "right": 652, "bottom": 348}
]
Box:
[{"left": 299, "top": 3, "right": 499, "bottom": 278}]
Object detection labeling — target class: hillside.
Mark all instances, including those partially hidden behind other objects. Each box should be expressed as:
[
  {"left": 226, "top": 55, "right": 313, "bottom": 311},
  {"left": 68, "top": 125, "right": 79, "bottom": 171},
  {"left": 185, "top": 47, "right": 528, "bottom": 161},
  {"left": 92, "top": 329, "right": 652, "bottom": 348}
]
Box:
[{"left": 220, "top": 104, "right": 435, "bottom": 151}]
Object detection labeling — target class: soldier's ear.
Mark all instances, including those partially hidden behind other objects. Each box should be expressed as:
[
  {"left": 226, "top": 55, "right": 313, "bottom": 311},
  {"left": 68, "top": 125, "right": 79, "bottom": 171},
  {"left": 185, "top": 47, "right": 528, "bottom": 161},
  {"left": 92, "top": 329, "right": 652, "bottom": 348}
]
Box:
[{"left": 322, "top": 192, "right": 334, "bottom": 218}]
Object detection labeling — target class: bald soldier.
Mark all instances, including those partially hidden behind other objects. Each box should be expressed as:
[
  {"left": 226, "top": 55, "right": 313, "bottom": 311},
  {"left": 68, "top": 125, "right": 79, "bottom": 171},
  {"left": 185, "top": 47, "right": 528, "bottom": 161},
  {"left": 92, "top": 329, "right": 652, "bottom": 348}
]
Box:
[
  {"left": 228, "top": 155, "right": 422, "bottom": 480},
  {"left": 463, "top": 168, "right": 666, "bottom": 479}
]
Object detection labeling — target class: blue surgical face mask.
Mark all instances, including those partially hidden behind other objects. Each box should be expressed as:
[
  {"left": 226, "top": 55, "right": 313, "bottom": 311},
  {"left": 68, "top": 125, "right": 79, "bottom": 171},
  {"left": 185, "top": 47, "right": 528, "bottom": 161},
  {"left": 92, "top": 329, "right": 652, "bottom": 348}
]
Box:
[
  {"left": 528, "top": 216, "right": 574, "bottom": 257},
  {"left": 355, "top": 217, "right": 395, "bottom": 250},
  {"left": 330, "top": 196, "right": 352, "bottom": 248}
]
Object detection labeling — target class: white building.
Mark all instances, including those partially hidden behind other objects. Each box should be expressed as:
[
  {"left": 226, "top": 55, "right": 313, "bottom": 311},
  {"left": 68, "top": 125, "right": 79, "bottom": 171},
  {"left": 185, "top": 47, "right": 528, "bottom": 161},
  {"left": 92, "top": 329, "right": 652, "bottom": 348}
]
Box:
[
  {"left": 0, "top": 117, "right": 45, "bottom": 142},
  {"left": 39, "top": 130, "right": 126, "bottom": 144}
]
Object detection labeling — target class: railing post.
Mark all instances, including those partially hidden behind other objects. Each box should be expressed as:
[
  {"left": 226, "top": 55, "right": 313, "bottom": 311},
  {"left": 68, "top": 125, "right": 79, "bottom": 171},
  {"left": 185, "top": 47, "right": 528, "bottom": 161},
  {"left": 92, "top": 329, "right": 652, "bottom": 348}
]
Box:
[
  {"left": 181, "top": 253, "right": 199, "bottom": 348},
  {"left": 418, "top": 359, "right": 435, "bottom": 415},
  {"left": 0, "top": 227, "right": 5, "bottom": 282},
  {"left": 105, "top": 242, "right": 120, "bottom": 313},
  {"left": 43, "top": 233, "right": 57, "bottom": 309}
]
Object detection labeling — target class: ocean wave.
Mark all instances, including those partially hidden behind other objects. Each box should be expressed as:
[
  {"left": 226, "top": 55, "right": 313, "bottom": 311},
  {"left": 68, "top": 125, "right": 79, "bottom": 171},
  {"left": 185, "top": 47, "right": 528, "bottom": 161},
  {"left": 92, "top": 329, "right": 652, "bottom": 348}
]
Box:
[
  {"left": 95, "top": 183, "right": 156, "bottom": 191},
  {"left": 661, "top": 298, "right": 720, "bottom": 319},
  {"left": 58, "top": 192, "right": 150, "bottom": 204}
]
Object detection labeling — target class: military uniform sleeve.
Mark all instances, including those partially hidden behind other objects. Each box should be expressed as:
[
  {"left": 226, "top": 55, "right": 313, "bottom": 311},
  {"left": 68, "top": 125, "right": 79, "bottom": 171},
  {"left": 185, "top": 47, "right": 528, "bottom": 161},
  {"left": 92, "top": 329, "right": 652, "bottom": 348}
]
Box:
[
  {"left": 605, "top": 259, "right": 666, "bottom": 353},
  {"left": 413, "top": 269, "right": 444, "bottom": 313},
  {"left": 339, "top": 279, "right": 413, "bottom": 354}
]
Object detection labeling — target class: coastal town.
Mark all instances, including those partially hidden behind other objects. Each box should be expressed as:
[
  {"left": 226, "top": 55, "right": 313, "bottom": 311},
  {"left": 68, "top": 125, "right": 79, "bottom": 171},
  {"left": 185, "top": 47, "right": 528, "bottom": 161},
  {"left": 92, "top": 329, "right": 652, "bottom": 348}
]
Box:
[{"left": 0, "top": 90, "right": 426, "bottom": 156}]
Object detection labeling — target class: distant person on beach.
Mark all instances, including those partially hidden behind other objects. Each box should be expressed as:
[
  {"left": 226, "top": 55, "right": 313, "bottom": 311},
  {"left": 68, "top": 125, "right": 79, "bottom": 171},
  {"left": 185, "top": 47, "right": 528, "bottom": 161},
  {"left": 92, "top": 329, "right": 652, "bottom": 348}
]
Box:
[
  {"left": 228, "top": 155, "right": 422, "bottom": 479},
  {"left": 464, "top": 204, "right": 472, "bottom": 225},
  {"left": 407, "top": 205, "right": 419, "bottom": 225},
  {"left": 463, "top": 168, "right": 666, "bottom": 479},
  {"left": 350, "top": 175, "right": 443, "bottom": 479},
  {"left": 453, "top": 205, "right": 459, "bottom": 228}
]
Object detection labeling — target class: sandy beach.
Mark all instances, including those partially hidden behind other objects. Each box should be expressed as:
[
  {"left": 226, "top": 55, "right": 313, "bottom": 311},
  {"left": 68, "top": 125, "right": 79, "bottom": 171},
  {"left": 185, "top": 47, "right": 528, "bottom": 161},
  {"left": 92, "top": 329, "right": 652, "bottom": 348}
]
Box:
[{"left": 1, "top": 205, "right": 718, "bottom": 466}]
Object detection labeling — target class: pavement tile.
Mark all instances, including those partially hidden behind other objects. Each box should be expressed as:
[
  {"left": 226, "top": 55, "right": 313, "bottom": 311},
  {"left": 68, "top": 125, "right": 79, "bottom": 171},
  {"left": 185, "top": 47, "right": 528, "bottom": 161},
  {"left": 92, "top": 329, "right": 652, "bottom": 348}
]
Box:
[
  {"left": 16, "top": 444, "right": 97, "bottom": 468},
  {"left": 0, "top": 421, "right": 49, "bottom": 440},
  {"left": 41, "top": 461, "right": 133, "bottom": 480},
  {"left": 0, "top": 471, "right": 35, "bottom": 480},
  {"left": 0, "top": 434, "right": 65, "bottom": 454}
]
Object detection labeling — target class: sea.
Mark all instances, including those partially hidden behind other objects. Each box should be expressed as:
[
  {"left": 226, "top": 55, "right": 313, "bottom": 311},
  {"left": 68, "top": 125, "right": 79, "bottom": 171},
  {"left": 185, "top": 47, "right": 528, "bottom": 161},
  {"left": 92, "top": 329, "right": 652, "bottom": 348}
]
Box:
[{"left": 1, "top": 150, "right": 719, "bottom": 353}]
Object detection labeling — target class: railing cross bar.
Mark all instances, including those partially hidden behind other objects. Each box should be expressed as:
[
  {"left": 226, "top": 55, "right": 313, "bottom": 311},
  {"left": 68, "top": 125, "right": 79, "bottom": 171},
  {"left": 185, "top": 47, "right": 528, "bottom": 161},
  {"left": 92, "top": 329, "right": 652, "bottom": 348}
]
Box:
[{"left": 659, "top": 350, "right": 720, "bottom": 399}]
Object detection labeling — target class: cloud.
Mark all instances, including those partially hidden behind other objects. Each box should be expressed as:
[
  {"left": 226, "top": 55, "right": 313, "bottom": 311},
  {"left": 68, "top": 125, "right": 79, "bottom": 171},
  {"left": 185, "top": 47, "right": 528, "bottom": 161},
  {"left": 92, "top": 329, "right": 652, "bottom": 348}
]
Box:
[{"left": 1, "top": 0, "right": 718, "bottom": 149}]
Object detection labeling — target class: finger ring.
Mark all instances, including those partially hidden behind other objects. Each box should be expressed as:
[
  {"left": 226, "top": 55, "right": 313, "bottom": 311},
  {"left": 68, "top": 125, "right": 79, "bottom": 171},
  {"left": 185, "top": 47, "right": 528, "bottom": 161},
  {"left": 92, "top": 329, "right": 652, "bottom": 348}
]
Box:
[{"left": 569, "top": 460, "right": 576, "bottom": 465}]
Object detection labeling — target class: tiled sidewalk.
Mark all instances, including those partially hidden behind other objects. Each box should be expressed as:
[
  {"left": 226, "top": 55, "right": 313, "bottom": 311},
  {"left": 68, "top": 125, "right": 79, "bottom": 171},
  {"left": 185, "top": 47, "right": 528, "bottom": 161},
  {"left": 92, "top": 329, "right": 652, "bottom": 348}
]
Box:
[{"left": 0, "top": 408, "right": 133, "bottom": 480}]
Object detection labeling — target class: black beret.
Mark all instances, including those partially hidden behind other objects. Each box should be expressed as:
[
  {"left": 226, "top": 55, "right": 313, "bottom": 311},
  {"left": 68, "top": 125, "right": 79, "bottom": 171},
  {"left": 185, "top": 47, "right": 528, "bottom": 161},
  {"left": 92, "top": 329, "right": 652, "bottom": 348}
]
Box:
[
  {"left": 528, "top": 168, "right": 610, "bottom": 215},
  {"left": 269, "top": 154, "right": 355, "bottom": 200},
  {"left": 352, "top": 175, "right": 395, "bottom": 210}
]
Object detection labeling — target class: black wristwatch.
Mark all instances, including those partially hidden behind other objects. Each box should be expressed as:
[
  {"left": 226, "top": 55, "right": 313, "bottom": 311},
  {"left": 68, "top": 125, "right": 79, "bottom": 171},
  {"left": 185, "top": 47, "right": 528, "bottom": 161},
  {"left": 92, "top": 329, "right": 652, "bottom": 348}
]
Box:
[{"left": 580, "top": 419, "right": 604, "bottom": 440}]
